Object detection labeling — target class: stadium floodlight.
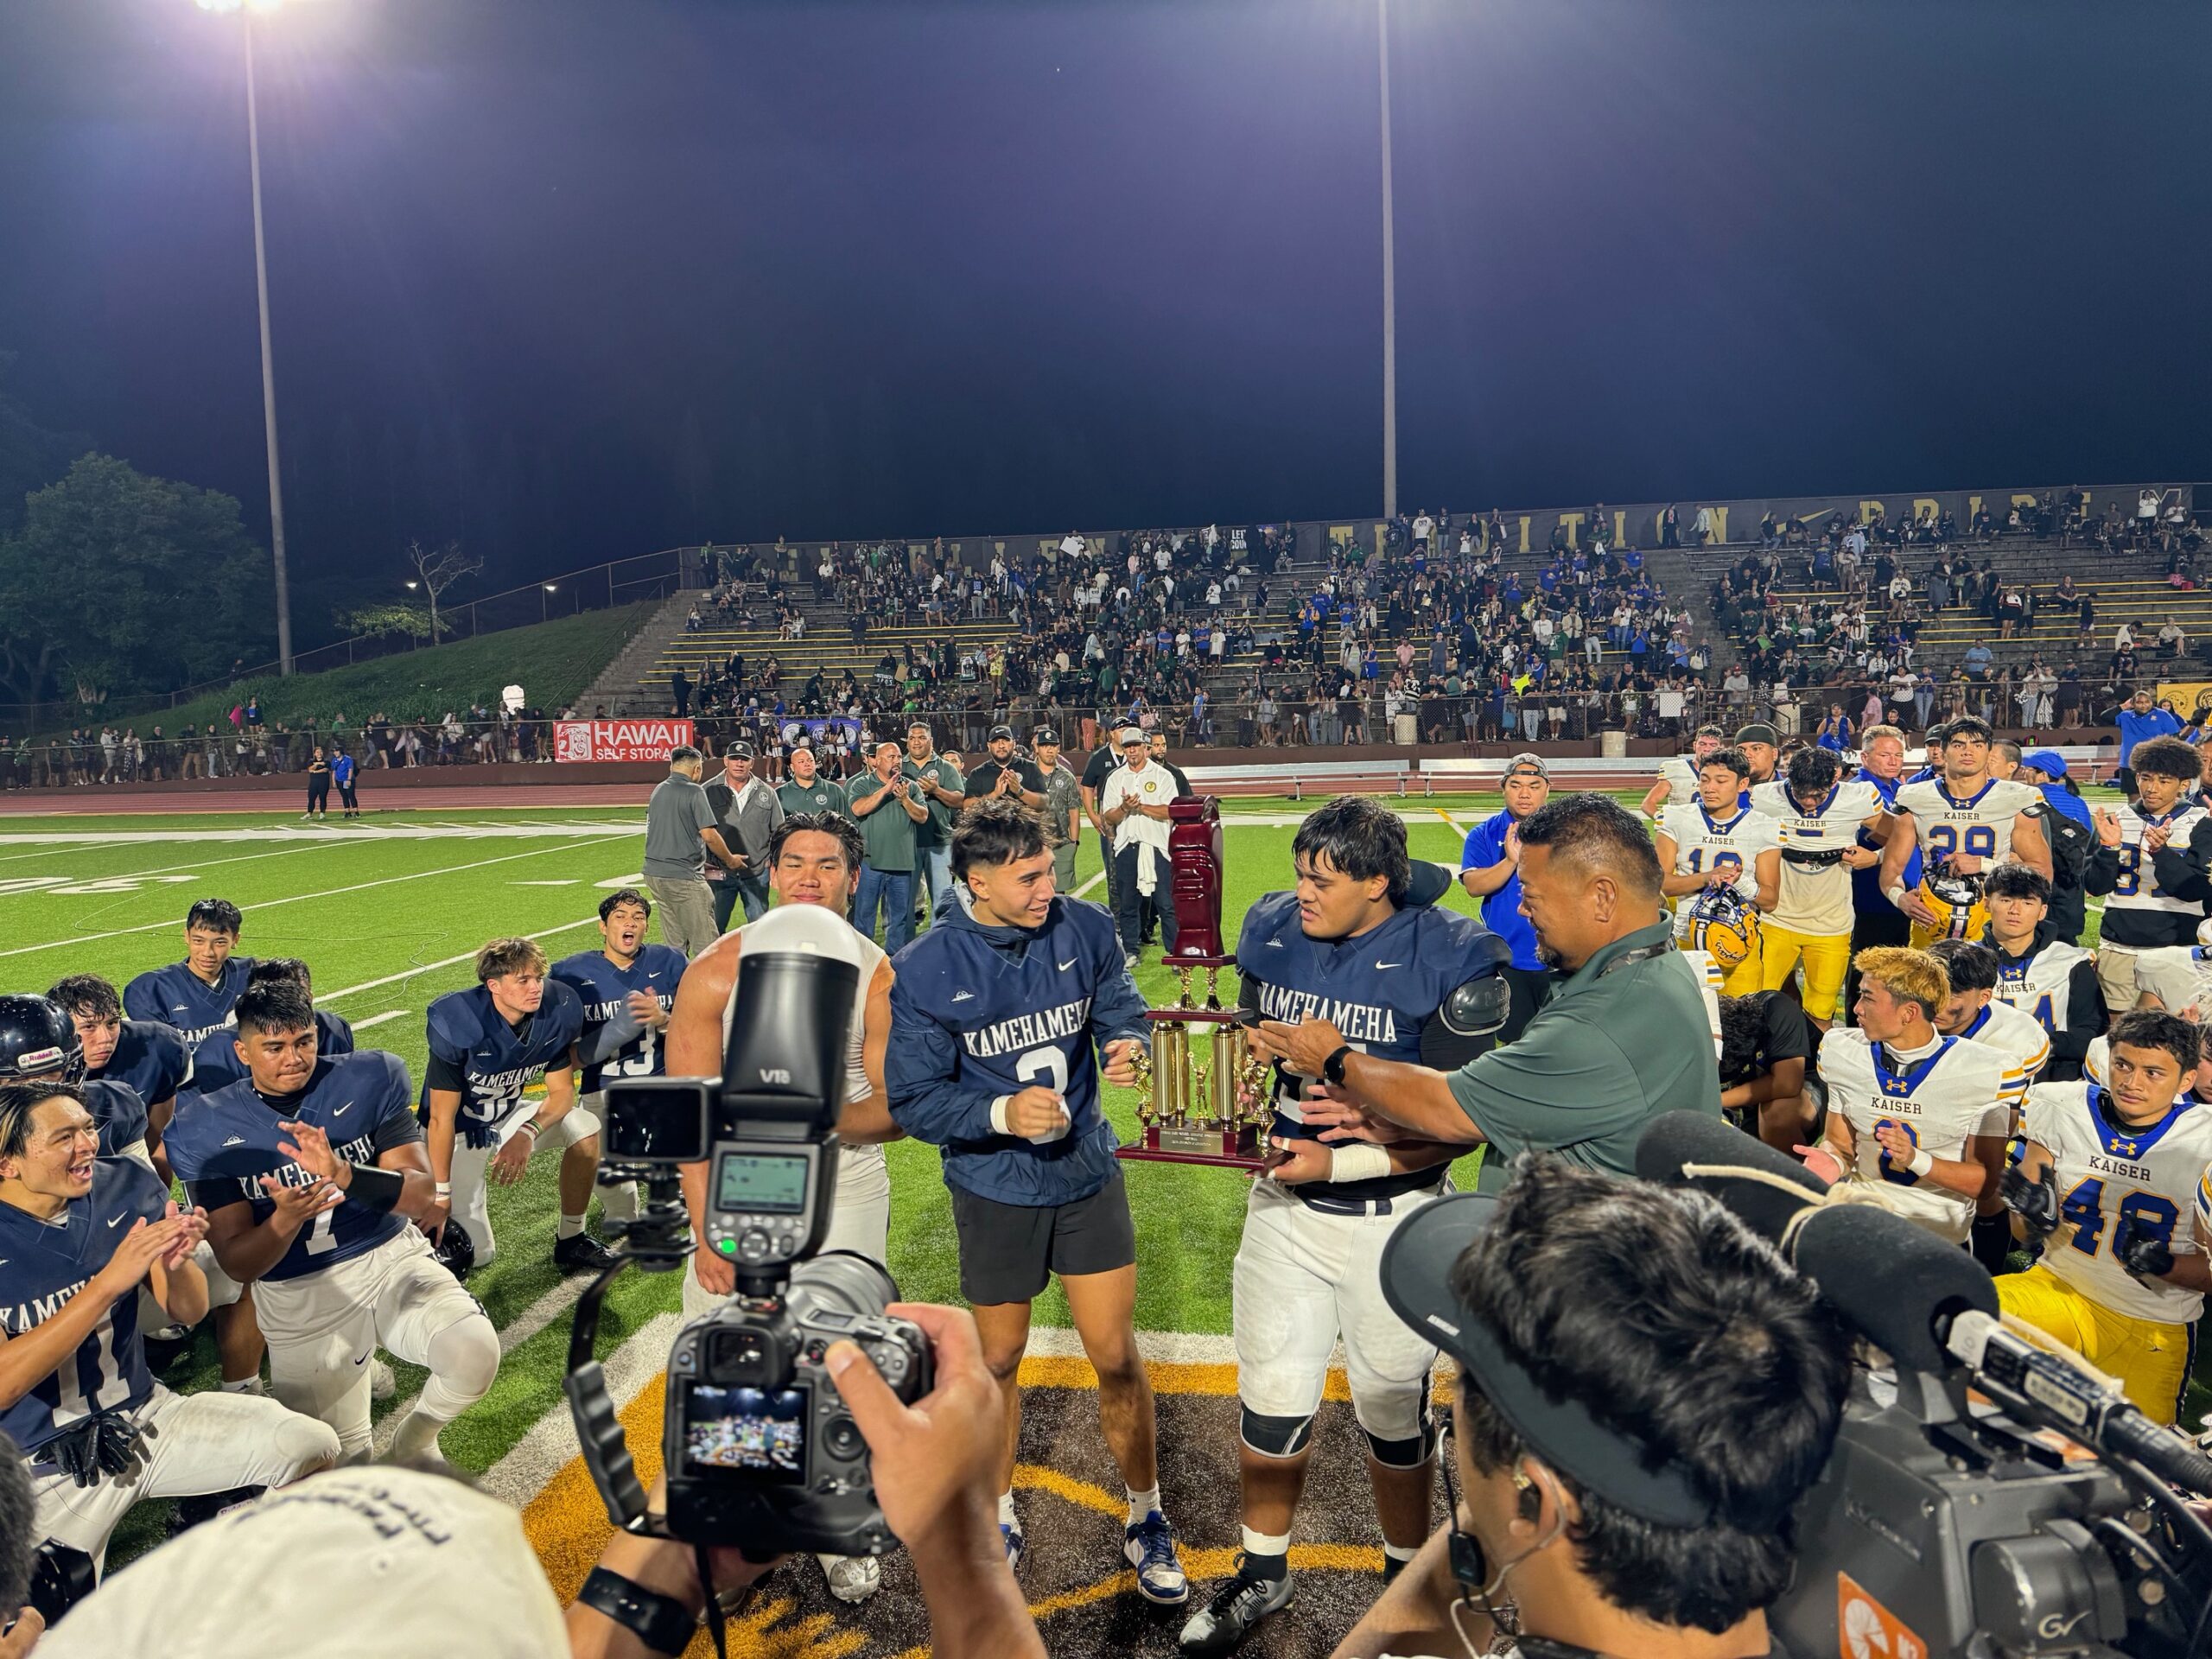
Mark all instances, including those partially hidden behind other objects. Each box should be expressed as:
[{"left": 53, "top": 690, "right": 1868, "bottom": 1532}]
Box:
[
  {"left": 542, "top": 583, "right": 557, "bottom": 621},
  {"left": 195, "top": 0, "right": 299, "bottom": 672}
]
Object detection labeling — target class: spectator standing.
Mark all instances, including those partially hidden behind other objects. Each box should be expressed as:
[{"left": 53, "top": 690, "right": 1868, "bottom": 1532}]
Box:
[
  {"left": 1100, "top": 728, "right": 1179, "bottom": 953},
  {"left": 1081, "top": 729, "right": 1128, "bottom": 920},
  {"left": 331, "top": 747, "right": 359, "bottom": 818},
  {"left": 670, "top": 666, "right": 691, "bottom": 718},
  {"left": 903, "top": 721, "right": 966, "bottom": 915},
  {"left": 776, "top": 740, "right": 848, "bottom": 817},
  {"left": 1457, "top": 754, "right": 1553, "bottom": 1043},
  {"left": 702, "top": 741, "right": 783, "bottom": 931},
  {"left": 963, "top": 724, "right": 1046, "bottom": 810},
  {"left": 1033, "top": 728, "right": 1083, "bottom": 894},
  {"left": 848, "top": 739, "right": 929, "bottom": 950},
  {"left": 2105, "top": 689, "right": 2185, "bottom": 797},
  {"left": 641, "top": 745, "right": 739, "bottom": 955},
  {"left": 302, "top": 747, "right": 331, "bottom": 821}
]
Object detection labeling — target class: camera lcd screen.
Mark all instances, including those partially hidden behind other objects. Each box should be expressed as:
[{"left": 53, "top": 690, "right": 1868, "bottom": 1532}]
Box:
[
  {"left": 713, "top": 1150, "right": 809, "bottom": 1215},
  {"left": 681, "top": 1383, "right": 807, "bottom": 1481},
  {"left": 601, "top": 1083, "right": 709, "bottom": 1162}
]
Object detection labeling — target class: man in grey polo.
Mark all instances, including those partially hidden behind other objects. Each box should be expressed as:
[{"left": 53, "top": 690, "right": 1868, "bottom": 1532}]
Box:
[
  {"left": 1034, "top": 726, "right": 1084, "bottom": 894},
  {"left": 702, "top": 740, "right": 783, "bottom": 931},
  {"left": 643, "top": 744, "right": 740, "bottom": 956},
  {"left": 1260, "top": 792, "right": 1721, "bottom": 1187}
]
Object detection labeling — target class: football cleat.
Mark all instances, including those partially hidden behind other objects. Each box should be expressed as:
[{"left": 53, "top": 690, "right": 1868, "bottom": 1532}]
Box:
[
  {"left": 1001, "top": 1522, "right": 1026, "bottom": 1573},
  {"left": 553, "top": 1231, "right": 622, "bottom": 1274},
  {"left": 1125, "top": 1511, "right": 1188, "bottom": 1605},
  {"left": 1178, "top": 1556, "right": 1291, "bottom": 1653}
]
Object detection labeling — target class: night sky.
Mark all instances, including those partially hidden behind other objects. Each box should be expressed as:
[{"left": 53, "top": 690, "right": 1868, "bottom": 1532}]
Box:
[{"left": 1, "top": 0, "right": 2206, "bottom": 618}]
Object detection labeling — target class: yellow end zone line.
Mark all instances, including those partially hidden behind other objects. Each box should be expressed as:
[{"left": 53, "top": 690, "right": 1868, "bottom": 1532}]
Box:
[{"left": 522, "top": 1346, "right": 1445, "bottom": 1653}]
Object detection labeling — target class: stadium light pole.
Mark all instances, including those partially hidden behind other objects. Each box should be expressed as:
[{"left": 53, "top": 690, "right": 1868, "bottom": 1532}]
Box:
[
  {"left": 198, "top": 0, "right": 295, "bottom": 676},
  {"left": 1377, "top": 0, "right": 1397, "bottom": 522}
]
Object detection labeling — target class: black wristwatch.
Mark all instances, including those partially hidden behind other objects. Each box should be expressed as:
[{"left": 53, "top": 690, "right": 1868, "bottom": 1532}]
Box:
[
  {"left": 577, "top": 1567, "right": 696, "bottom": 1656},
  {"left": 1322, "top": 1045, "right": 1353, "bottom": 1087}
]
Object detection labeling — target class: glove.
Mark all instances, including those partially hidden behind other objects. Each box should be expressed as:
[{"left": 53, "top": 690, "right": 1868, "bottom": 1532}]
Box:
[
  {"left": 2115, "top": 1223, "right": 2176, "bottom": 1281},
  {"left": 1999, "top": 1164, "right": 2061, "bottom": 1240}
]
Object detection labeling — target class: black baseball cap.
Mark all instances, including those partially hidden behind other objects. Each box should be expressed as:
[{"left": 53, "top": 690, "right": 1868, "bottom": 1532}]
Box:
[
  {"left": 1379, "top": 1192, "right": 1722, "bottom": 1528},
  {"left": 725, "top": 741, "right": 753, "bottom": 760},
  {"left": 988, "top": 724, "right": 1016, "bottom": 742},
  {"left": 1032, "top": 726, "right": 1061, "bottom": 746}
]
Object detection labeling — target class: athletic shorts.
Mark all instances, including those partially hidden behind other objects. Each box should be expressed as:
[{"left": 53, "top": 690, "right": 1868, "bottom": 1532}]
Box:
[
  {"left": 1997, "top": 1261, "right": 2194, "bottom": 1425},
  {"left": 949, "top": 1163, "right": 1137, "bottom": 1306},
  {"left": 1760, "top": 925, "right": 1852, "bottom": 1022}
]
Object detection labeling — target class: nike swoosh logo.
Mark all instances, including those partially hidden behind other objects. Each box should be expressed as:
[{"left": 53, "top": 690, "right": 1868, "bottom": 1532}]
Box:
[
  {"left": 1376, "top": 962, "right": 1403, "bottom": 970},
  {"left": 353, "top": 1352, "right": 370, "bottom": 1367},
  {"left": 334, "top": 1103, "right": 354, "bottom": 1117},
  {"left": 107, "top": 1214, "right": 127, "bottom": 1229},
  {"left": 1058, "top": 958, "right": 1077, "bottom": 972}
]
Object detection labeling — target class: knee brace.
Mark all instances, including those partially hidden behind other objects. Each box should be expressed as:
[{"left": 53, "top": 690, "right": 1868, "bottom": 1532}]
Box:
[
  {"left": 1363, "top": 1418, "right": 1438, "bottom": 1469},
  {"left": 416, "top": 1312, "right": 500, "bottom": 1421},
  {"left": 1239, "top": 1408, "right": 1315, "bottom": 1459}
]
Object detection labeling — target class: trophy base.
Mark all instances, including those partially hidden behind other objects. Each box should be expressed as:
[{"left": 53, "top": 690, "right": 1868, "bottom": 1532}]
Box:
[{"left": 1116, "top": 1122, "right": 1268, "bottom": 1171}]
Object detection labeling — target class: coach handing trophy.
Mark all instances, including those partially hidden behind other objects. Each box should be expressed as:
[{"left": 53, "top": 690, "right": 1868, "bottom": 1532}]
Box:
[{"left": 1271, "top": 795, "right": 1724, "bottom": 1179}]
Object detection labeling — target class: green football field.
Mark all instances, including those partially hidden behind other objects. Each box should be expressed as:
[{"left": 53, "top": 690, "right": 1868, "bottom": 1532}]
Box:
[{"left": 3, "top": 790, "right": 2165, "bottom": 1577}]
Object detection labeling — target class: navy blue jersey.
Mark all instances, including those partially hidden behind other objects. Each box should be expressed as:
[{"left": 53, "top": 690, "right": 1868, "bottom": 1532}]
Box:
[
  {"left": 419, "top": 981, "right": 585, "bottom": 1148},
  {"left": 93, "top": 1020, "right": 191, "bottom": 1110},
  {"left": 82, "top": 1079, "right": 149, "bottom": 1163},
  {"left": 1236, "top": 889, "right": 1506, "bottom": 1153},
  {"left": 166, "top": 1052, "right": 421, "bottom": 1283},
  {"left": 550, "top": 944, "right": 688, "bottom": 1094},
  {"left": 0, "top": 1158, "right": 168, "bottom": 1452},
  {"left": 187, "top": 1009, "right": 355, "bottom": 1098},
  {"left": 887, "top": 893, "right": 1147, "bottom": 1205},
  {"left": 122, "top": 957, "right": 258, "bottom": 1046}
]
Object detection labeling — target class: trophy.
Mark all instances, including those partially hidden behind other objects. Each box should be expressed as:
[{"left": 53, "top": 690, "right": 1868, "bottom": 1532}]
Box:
[{"left": 1116, "top": 797, "right": 1276, "bottom": 1169}]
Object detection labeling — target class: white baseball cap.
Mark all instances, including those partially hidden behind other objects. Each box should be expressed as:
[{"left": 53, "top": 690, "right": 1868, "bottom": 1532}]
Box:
[{"left": 38, "top": 1467, "right": 566, "bottom": 1659}]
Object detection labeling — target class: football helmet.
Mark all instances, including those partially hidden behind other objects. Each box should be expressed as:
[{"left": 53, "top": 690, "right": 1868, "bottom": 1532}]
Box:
[
  {"left": 1921, "top": 863, "right": 1985, "bottom": 941},
  {"left": 0, "top": 995, "right": 84, "bottom": 1083},
  {"left": 429, "top": 1222, "right": 476, "bottom": 1282},
  {"left": 1682, "top": 884, "right": 1761, "bottom": 971}
]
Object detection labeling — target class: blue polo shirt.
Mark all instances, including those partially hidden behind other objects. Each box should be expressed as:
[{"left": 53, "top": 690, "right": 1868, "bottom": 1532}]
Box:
[
  {"left": 2115, "top": 706, "right": 2183, "bottom": 766},
  {"left": 1460, "top": 810, "right": 1542, "bottom": 970}
]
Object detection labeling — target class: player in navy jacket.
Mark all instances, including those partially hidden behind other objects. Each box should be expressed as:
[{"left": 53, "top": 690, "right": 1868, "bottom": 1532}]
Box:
[
  {"left": 887, "top": 798, "right": 1185, "bottom": 1602},
  {"left": 167, "top": 980, "right": 496, "bottom": 1465},
  {"left": 48, "top": 974, "right": 191, "bottom": 1148},
  {"left": 0, "top": 1077, "right": 336, "bottom": 1567},
  {"left": 419, "top": 937, "right": 615, "bottom": 1273},
  {"left": 121, "top": 897, "right": 257, "bottom": 1046},
  {"left": 550, "top": 889, "right": 687, "bottom": 1098}
]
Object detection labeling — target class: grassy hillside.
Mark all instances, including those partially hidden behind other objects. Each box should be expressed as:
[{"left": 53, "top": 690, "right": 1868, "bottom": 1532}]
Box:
[{"left": 62, "top": 601, "right": 656, "bottom": 736}]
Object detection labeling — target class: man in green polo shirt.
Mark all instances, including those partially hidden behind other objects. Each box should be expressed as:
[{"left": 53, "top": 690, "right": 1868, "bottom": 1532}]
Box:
[
  {"left": 777, "top": 739, "right": 849, "bottom": 818},
  {"left": 1262, "top": 793, "right": 1721, "bottom": 1185},
  {"left": 902, "top": 719, "right": 965, "bottom": 918},
  {"left": 848, "top": 737, "right": 928, "bottom": 950}
]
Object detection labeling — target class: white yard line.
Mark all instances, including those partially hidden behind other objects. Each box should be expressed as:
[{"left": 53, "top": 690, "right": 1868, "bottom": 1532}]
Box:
[
  {"left": 321, "top": 916, "right": 608, "bottom": 1003},
  {"left": 348, "top": 1008, "right": 410, "bottom": 1031},
  {"left": 374, "top": 1274, "right": 612, "bottom": 1462},
  {"left": 475, "top": 1312, "right": 681, "bottom": 1505},
  {"left": 1072, "top": 868, "right": 1105, "bottom": 899},
  {"left": 0, "top": 835, "right": 630, "bottom": 961}
]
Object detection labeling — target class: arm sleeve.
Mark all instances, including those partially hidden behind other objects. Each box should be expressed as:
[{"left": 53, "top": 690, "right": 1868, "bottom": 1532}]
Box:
[
  {"left": 884, "top": 978, "right": 1003, "bottom": 1146},
  {"left": 2052, "top": 961, "right": 2108, "bottom": 1065},
  {"left": 1089, "top": 921, "right": 1152, "bottom": 1046},
  {"left": 2150, "top": 819, "right": 2212, "bottom": 905}
]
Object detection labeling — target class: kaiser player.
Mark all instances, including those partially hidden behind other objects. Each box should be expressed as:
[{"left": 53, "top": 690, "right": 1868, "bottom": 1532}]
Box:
[
  {"left": 166, "top": 981, "right": 499, "bottom": 1464},
  {"left": 886, "top": 797, "right": 1185, "bottom": 1602},
  {"left": 1178, "top": 798, "right": 1508, "bottom": 1656},
  {"left": 0, "top": 1079, "right": 338, "bottom": 1568},
  {"left": 1998, "top": 1011, "right": 2212, "bottom": 1423},
  {"left": 665, "top": 812, "right": 902, "bottom": 1605},
  {"left": 1981, "top": 864, "right": 2106, "bottom": 1081},
  {"left": 1751, "top": 745, "right": 1887, "bottom": 1029},
  {"left": 1638, "top": 723, "right": 1726, "bottom": 819},
  {"left": 1878, "top": 716, "right": 2050, "bottom": 947},
  {"left": 2087, "top": 736, "right": 2212, "bottom": 1016},
  {"left": 419, "top": 938, "right": 619, "bottom": 1274},
  {"left": 122, "top": 898, "right": 256, "bottom": 1046},
  {"left": 1655, "top": 745, "right": 1779, "bottom": 995},
  {"left": 1811, "top": 947, "right": 2015, "bottom": 1243}
]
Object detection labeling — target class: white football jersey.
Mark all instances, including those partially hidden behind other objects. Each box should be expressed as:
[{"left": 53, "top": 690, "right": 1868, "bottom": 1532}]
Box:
[
  {"left": 1752, "top": 779, "right": 1881, "bottom": 936},
  {"left": 1820, "top": 1029, "right": 2014, "bottom": 1241},
  {"left": 2135, "top": 944, "right": 2212, "bottom": 1017},
  {"left": 1656, "top": 753, "right": 1700, "bottom": 805},
  {"left": 1893, "top": 776, "right": 2041, "bottom": 874},
  {"left": 1991, "top": 938, "right": 2094, "bottom": 1038},
  {"left": 2104, "top": 803, "right": 2212, "bottom": 922},
  {"left": 1952, "top": 997, "right": 2050, "bottom": 1109},
  {"left": 2023, "top": 1082, "right": 2212, "bottom": 1324},
  {"left": 1660, "top": 803, "right": 1781, "bottom": 940},
  {"left": 1680, "top": 947, "right": 1725, "bottom": 1059}
]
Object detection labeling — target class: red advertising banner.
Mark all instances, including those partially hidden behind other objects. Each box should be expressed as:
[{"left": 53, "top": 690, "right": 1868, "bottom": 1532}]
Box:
[{"left": 552, "top": 719, "right": 695, "bottom": 763}]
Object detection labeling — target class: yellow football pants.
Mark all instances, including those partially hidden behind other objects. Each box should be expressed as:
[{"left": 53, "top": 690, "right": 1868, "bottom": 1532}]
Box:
[
  {"left": 1759, "top": 925, "right": 1851, "bottom": 1022},
  {"left": 1996, "top": 1262, "right": 2193, "bottom": 1425}
]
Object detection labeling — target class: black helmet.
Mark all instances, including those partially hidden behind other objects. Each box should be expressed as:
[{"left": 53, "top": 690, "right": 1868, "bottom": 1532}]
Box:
[
  {"left": 429, "top": 1221, "right": 476, "bottom": 1282},
  {"left": 0, "top": 995, "right": 83, "bottom": 1083}
]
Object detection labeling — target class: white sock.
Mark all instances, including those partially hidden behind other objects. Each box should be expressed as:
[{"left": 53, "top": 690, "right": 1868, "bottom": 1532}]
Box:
[
  {"left": 1382, "top": 1541, "right": 1421, "bottom": 1564},
  {"left": 219, "top": 1376, "right": 265, "bottom": 1395},
  {"left": 1242, "top": 1525, "right": 1291, "bottom": 1560},
  {"left": 1127, "top": 1485, "right": 1161, "bottom": 1526},
  {"left": 386, "top": 1406, "right": 449, "bottom": 1462},
  {"left": 998, "top": 1491, "right": 1018, "bottom": 1529},
  {"left": 556, "top": 1212, "right": 586, "bottom": 1241}
]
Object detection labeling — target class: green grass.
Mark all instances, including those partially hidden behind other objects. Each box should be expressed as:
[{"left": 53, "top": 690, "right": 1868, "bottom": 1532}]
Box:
[
  {"left": 12, "top": 789, "right": 2166, "bottom": 1567},
  {"left": 51, "top": 601, "right": 656, "bottom": 739}
]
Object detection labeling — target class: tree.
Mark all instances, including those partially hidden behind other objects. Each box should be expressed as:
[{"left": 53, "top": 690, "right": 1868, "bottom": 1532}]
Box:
[
  {"left": 337, "top": 603, "right": 435, "bottom": 642},
  {"left": 0, "top": 454, "right": 272, "bottom": 705},
  {"left": 405, "top": 538, "right": 483, "bottom": 642}
]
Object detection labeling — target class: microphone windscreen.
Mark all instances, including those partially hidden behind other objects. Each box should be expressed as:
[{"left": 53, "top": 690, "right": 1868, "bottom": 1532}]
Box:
[
  {"left": 1633, "top": 1112, "right": 1828, "bottom": 1245},
  {"left": 1789, "top": 1203, "right": 1998, "bottom": 1374}
]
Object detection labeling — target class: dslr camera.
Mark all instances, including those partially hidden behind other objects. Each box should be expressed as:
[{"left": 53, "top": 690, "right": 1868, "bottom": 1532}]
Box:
[{"left": 564, "top": 905, "right": 931, "bottom": 1560}]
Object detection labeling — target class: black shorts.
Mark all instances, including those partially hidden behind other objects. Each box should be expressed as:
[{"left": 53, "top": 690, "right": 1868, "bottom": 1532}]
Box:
[{"left": 949, "top": 1163, "right": 1138, "bottom": 1306}]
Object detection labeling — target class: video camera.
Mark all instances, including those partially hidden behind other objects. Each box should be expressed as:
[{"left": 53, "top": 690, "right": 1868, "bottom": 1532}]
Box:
[
  {"left": 1637, "top": 1115, "right": 2212, "bottom": 1659},
  {"left": 563, "top": 905, "right": 931, "bottom": 1561}
]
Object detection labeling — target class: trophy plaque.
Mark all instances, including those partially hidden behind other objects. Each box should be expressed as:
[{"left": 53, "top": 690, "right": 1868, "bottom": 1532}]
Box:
[{"left": 1116, "top": 795, "right": 1275, "bottom": 1169}]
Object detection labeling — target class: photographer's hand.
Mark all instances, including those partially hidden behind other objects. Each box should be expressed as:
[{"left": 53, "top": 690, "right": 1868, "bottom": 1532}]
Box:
[{"left": 827, "top": 1304, "right": 1046, "bottom": 1659}]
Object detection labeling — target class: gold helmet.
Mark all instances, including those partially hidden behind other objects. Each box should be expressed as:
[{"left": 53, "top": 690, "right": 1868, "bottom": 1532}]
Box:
[{"left": 1683, "top": 884, "right": 1761, "bottom": 972}]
